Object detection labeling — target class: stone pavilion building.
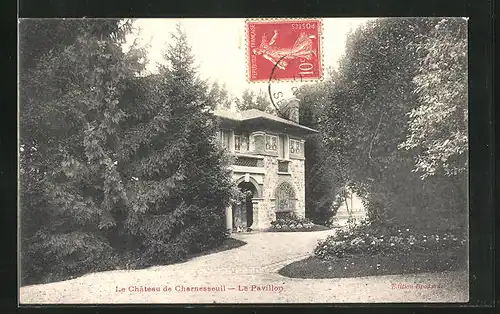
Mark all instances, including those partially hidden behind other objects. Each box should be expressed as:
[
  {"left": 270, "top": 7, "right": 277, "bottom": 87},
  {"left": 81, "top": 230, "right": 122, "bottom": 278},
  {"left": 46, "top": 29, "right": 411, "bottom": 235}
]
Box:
[{"left": 214, "top": 106, "right": 318, "bottom": 231}]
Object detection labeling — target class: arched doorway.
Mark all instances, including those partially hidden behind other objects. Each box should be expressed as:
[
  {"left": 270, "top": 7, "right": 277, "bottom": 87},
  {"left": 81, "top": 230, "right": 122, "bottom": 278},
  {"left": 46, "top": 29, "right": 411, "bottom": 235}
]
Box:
[{"left": 233, "top": 182, "right": 256, "bottom": 230}]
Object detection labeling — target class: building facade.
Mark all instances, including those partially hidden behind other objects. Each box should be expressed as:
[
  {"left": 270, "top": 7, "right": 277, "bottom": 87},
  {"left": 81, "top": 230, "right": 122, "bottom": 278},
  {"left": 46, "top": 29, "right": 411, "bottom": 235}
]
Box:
[{"left": 214, "top": 108, "right": 318, "bottom": 231}]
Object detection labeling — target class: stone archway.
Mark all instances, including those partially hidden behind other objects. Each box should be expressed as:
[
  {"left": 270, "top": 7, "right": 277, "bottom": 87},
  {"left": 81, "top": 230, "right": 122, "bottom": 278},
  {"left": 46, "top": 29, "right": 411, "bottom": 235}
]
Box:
[
  {"left": 233, "top": 181, "right": 257, "bottom": 230},
  {"left": 234, "top": 175, "right": 262, "bottom": 199},
  {"left": 226, "top": 175, "right": 263, "bottom": 231}
]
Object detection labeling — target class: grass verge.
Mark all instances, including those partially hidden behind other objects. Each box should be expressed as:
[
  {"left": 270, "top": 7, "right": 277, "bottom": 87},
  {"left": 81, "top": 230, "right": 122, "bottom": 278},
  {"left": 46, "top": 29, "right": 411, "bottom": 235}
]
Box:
[{"left": 278, "top": 248, "right": 467, "bottom": 278}]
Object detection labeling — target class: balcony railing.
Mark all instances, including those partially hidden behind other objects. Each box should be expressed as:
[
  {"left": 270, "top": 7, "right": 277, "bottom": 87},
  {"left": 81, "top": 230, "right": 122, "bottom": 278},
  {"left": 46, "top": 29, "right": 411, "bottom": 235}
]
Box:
[{"left": 234, "top": 156, "right": 259, "bottom": 167}]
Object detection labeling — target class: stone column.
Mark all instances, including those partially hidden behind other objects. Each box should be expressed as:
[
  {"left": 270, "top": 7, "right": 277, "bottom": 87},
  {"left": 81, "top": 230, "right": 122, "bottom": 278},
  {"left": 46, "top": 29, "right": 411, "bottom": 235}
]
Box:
[
  {"left": 225, "top": 205, "right": 232, "bottom": 233},
  {"left": 251, "top": 199, "right": 259, "bottom": 230}
]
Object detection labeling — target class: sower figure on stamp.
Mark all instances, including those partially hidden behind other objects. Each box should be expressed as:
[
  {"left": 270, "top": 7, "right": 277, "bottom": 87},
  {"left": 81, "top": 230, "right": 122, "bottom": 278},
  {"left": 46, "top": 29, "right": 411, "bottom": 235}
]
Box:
[{"left": 253, "top": 30, "right": 317, "bottom": 70}]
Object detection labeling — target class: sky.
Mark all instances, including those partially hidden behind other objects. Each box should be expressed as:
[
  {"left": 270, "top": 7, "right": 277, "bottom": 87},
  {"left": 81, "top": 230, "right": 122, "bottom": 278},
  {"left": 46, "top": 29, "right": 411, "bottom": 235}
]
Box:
[{"left": 125, "top": 18, "right": 375, "bottom": 106}]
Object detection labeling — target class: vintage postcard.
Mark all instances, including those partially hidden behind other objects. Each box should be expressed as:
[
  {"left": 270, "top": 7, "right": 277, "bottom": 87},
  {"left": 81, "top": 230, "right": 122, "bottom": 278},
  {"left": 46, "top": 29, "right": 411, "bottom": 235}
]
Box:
[{"left": 18, "top": 17, "right": 469, "bottom": 304}]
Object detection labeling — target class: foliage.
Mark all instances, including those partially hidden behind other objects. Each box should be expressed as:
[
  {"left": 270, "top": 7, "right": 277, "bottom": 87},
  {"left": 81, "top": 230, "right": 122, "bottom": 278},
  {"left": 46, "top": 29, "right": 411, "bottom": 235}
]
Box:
[
  {"left": 20, "top": 21, "right": 234, "bottom": 284},
  {"left": 105, "top": 23, "right": 235, "bottom": 266},
  {"left": 318, "top": 18, "right": 467, "bottom": 229},
  {"left": 209, "top": 82, "right": 233, "bottom": 110},
  {"left": 295, "top": 83, "right": 343, "bottom": 223},
  {"left": 20, "top": 19, "right": 146, "bottom": 285},
  {"left": 399, "top": 18, "right": 468, "bottom": 178},
  {"left": 235, "top": 89, "right": 275, "bottom": 113}
]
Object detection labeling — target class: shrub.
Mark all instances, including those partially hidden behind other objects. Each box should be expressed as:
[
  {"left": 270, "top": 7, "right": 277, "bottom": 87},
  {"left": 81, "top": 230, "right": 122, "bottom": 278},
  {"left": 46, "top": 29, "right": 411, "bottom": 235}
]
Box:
[
  {"left": 21, "top": 230, "right": 115, "bottom": 285},
  {"left": 133, "top": 203, "right": 229, "bottom": 267}
]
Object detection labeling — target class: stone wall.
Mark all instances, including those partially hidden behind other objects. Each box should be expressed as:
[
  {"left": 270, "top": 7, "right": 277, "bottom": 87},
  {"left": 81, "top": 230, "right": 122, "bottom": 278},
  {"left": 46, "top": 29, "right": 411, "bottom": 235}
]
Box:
[
  {"left": 252, "top": 156, "right": 306, "bottom": 229},
  {"left": 289, "top": 158, "right": 306, "bottom": 218},
  {"left": 260, "top": 156, "right": 278, "bottom": 227}
]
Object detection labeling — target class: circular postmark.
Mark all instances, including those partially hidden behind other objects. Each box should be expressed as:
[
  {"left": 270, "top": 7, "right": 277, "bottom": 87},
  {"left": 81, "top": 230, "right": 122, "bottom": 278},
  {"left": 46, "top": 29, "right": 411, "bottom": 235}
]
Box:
[{"left": 266, "top": 58, "right": 317, "bottom": 120}]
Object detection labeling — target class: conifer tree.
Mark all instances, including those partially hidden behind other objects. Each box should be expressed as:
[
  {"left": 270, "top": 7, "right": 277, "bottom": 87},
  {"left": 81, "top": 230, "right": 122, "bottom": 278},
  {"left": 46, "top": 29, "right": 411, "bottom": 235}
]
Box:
[
  {"left": 117, "top": 23, "right": 234, "bottom": 265},
  {"left": 20, "top": 21, "right": 235, "bottom": 283},
  {"left": 19, "top": 19, "right": 147, "bottom": 284}
]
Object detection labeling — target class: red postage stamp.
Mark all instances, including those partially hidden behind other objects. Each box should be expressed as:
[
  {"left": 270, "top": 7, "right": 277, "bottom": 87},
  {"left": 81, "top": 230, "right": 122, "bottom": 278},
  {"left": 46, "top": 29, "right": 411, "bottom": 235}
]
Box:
[{"left": 246, "top": 19, "right": 323, "bottom": 82}]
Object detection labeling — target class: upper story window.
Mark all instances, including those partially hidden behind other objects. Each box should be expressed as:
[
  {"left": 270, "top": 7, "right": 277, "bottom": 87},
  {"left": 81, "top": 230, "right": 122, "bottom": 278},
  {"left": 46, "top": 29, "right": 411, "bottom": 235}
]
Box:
[
  {"left": 218, "top": 130, "right": 231, "bottom": 149},
  {"left": 265, "top": 134, "right": 278, "bottom": 151},
  {"left": 290, "top": 139, "right": 302, "bottom": 155},
  {"left": 234, "top": 135, "right": 241, "bottom": 152},
  {"left": 241, "top": 135, "right": 249, "bottom": 152}
]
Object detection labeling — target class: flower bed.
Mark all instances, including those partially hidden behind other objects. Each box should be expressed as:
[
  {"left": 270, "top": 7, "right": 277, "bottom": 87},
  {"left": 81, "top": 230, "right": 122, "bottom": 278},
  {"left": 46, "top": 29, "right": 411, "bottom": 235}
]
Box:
[
  {"left": 278, "top": 221, "right": 468, "bottom": 279},
  {"left": 314, "top": 220, "right": 467, "bottom": 259},
  {"left": 269, "top": 212, "right": 318, "bottom": 231}
]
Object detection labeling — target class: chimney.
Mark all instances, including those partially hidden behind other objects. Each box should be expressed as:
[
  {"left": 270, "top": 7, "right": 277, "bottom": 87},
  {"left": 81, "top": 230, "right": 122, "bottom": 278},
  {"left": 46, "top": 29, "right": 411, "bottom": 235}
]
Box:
[{"left": 278, "top": 97, "right": 300, "bottom": 123}]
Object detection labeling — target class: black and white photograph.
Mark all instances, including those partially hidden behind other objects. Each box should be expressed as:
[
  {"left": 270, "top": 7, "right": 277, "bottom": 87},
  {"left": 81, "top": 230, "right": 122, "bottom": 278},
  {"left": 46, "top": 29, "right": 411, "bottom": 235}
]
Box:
[{"left": 18, "top": 17, "right": 469, "bottom": 303}]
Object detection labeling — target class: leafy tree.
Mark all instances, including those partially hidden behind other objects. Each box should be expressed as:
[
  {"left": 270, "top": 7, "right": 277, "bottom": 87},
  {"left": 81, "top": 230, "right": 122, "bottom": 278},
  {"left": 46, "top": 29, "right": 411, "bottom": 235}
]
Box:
[
  {"left": 235, "top": 88, "right": 274, "bottom": 113},
  {"left": 320, "top": 18, "right": 467, "bottom": 230},
  {"left": 399, "top": 18, "right": 468, "bottom": 179}
]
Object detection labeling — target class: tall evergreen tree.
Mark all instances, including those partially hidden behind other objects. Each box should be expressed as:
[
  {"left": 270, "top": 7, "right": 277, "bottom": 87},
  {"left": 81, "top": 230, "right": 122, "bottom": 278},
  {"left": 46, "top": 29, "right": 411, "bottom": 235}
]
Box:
[
  {"left": 116, "top": 23, "right": 234, "bottom": 265},
  {"left": 19, "top": 19, "right": 147, "bottom": 284},
  {"left": 20, "top": 21, "right": 235, "bottom": 284}
]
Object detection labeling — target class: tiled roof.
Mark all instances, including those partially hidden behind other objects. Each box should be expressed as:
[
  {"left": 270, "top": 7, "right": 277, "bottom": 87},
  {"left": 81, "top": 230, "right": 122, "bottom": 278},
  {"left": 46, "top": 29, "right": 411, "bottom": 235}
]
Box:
[{"left": 213, "top": 109, "right": 318, "bottom": 133}]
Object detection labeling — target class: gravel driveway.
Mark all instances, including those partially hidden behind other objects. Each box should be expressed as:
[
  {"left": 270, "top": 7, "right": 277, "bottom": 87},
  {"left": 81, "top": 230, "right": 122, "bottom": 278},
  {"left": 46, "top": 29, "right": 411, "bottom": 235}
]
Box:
[{"left": 20, "top": 230, "right": 468, "bottom": 304}]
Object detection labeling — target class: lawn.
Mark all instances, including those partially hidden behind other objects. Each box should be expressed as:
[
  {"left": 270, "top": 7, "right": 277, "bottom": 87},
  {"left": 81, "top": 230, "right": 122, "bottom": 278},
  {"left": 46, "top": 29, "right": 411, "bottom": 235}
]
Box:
[
  {"left": 185, "top": 237, "right": 247, "bottom": 259},
  {"left": 278, "top": 247, "right": 467, "bottom": 278}
]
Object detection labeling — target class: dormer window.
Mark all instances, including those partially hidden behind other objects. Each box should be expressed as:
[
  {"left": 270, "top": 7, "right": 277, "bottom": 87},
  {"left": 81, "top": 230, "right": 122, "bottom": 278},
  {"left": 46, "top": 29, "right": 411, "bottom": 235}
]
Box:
[{"left": 265, "top": 134, "right": 278, "bottom": 152}]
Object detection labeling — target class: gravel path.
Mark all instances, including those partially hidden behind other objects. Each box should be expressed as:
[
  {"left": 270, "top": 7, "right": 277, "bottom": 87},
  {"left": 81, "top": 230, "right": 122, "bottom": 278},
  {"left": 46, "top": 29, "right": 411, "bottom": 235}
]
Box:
[{"left": 20, "top": 230, "right": 468, "bottom": 304}]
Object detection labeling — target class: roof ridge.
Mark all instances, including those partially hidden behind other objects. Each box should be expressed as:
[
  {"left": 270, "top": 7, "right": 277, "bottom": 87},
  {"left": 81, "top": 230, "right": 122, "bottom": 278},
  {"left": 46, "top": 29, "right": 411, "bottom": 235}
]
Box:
[{"left": 213, "top": 108, "right": 318, "bottom": 133}]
